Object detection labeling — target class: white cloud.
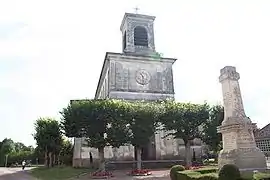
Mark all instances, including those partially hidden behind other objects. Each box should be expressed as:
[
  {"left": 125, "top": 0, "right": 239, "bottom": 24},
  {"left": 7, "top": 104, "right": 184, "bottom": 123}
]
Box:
[{"left": 0, "top": 0, "right": 270, "bottom": 145}]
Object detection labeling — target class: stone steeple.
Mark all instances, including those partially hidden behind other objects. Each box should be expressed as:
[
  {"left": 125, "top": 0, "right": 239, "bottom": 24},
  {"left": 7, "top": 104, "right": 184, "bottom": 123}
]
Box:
[{"left": 120, "top": 13, "right": 156, "bottom": 56}]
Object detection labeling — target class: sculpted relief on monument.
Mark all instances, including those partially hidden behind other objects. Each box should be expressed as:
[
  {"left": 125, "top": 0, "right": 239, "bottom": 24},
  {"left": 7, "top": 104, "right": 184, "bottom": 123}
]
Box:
[{"left": 110, "top": 61, "right": 174, "bottom": 94}]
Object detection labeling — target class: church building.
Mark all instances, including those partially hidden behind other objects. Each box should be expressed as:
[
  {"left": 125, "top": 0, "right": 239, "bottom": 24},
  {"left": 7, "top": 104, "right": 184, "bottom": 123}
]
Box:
[{"left": 72, "top": 12, "right": 203, "bottom": 167}]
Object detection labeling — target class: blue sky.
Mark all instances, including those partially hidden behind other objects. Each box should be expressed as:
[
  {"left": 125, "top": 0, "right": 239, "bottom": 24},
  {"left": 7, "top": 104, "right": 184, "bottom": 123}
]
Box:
[{"left": 1, "top": 0, "right": 270, "bottom": 146}]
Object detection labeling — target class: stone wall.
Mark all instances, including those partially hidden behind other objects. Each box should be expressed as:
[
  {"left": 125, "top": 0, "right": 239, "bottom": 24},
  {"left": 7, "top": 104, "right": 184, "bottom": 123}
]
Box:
[{"left": 73, "top": 135, "right": 204, "bottom": 167}]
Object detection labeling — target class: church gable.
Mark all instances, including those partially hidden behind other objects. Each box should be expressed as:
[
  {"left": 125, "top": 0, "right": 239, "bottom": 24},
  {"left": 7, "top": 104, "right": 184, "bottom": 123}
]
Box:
[{"left": 257, "top": 123, "right": 270, "bottom": 138}]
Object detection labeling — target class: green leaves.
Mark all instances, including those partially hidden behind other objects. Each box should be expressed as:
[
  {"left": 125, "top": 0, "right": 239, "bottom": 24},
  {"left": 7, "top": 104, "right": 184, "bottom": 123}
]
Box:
[
  {"left": 61, "top": 99, "right": 213, "bottom": 150},
  {"left": 33, "top": 117, "right": 62, "bottom": 152},
  {"left": 201, "top": 105, "right": 224, "bottom": 152},
  {"left": 160, "top": 101, "right": 210, "bottom": 143}
]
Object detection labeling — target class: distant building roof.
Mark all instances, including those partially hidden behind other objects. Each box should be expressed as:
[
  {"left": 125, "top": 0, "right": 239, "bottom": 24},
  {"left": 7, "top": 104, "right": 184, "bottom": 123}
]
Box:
[{"left": 254, "top": 123, "right": 270, "bottom": 138}]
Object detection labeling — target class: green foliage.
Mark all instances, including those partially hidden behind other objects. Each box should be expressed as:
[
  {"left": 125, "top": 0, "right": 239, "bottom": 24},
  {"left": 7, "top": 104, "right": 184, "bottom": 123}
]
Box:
[
  {"left": 254, "top": 172, "right": 270, "bottom": 180},
  {"left": 59, "top": 139, "right": 73, "bottom": 165},
  {"left": 61, "top": 99, "right": 131, "bottom": 149},
  {"left": 176, "top": 170, "right": 202, "bottom": 180},
  {"left": 61, "top": 99, "right": 162, "bottom": 149},
  {"left": 197, "top": 174, "right": 218, "bottom": 180},
  {"left": 160, "top": 101, "right": 210, "bottom": 143},
  {"left": 127, "top": 101, "right": 161, "bottom": 148},
  {"left": 201, "top": 105, "right": 224, "bottom": 152},
  {"left": 33, "top": 117, "right": 63, "bottom": 167},
  {"left": 8, "top": 150, "right": 34, "bottom": 165},
  {"left": 194, "top": 167, "right": 217, "bottom": 174},
  {"left": 0, "top": 138, "right": 15, "bottom": 166},
  {"left": 218, "top": 164, "right": 241, "bottom": 180},
  {"left": 34, "top": 117, "right": 62, "bottom": 152},
  {"left": 170, "top": 165, "right": 185, "bottom": 180},
  {"left": 176, "top": 170, "right": 218, "bottom": 180}
]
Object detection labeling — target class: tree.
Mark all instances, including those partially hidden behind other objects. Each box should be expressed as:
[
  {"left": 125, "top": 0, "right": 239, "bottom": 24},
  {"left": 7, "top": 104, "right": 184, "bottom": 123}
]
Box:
[
  {"left": 33, "top": 117, "right": 62, "bottom": 167},
  {"left": 61, "top": 99, "right": 130, "bottom": 171},
  {"left": 201, "top": 105, "right": 224, "bottom": 154},
  {"left": 0, "top": 138, "right": 15, "bottom": 166},
  {"left": 124, "top": 101, "right": 160, "bottom": 170},
  {"left": 160, "top": 101, "right": 210, "bottom": 167},
  {"left": 58, "top": 139, "right": 73, "bottom": 165}
]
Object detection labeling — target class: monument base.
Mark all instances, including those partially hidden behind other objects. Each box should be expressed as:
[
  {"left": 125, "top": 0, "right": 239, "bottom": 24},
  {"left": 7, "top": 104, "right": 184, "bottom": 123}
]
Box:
[{"left": 218, "top": 147, "right": 267, "bottom": 170}]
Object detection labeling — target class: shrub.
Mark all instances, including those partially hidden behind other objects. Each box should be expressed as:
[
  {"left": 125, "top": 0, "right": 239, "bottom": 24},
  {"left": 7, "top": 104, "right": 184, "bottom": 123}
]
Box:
[
  {"left": 218, "top": 164, "right": 241, "bottom": 180},
  {"left": 170, "top": 165, "right": 185, "bottom": 180}
]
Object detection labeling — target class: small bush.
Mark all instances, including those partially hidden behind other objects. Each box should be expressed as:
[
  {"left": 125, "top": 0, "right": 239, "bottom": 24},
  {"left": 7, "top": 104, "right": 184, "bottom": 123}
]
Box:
[
  {"left": 218, "top": 164, "right": 241, "bottom": 180},
  {"left": 170, "top": 165, "right": 185, "bottom": 180}
]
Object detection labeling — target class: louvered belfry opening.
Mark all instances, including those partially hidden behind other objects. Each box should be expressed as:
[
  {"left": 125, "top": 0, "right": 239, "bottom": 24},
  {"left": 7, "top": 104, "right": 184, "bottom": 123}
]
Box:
[
  {"left": 123, "top": 31, "right": 127, "bottom": 51},
  {"left": 134, "top": 26, "right": 148, "bottom": 47}
]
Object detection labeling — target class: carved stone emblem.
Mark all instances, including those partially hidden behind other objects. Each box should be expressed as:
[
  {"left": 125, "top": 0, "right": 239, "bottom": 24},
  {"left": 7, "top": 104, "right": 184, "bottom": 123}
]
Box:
[{"left": 135, "top": 69, "right": 151, "bottom": 85}]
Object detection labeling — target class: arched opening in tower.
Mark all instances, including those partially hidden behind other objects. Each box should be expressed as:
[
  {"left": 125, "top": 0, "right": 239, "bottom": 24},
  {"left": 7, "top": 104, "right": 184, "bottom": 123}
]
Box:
[
  {"left": 134, "top": 26, "right": 148, "bottom": 47},
  {"left": 123, "top": 31, "right": 126, "bottom": 51}
]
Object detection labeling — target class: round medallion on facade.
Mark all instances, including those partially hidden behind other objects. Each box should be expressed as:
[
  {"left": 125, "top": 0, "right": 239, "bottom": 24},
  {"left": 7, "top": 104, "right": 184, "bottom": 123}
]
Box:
[{"left": 135, "top": 69, "right": 151, "bottom": 85}]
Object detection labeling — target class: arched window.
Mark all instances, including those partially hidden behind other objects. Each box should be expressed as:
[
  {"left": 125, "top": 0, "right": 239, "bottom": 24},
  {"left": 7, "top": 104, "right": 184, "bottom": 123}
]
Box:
[
  {"left": 134, "top": 26, "right": 148, "bottom": 47},
  {"left": 123, "top": 31, "right": 126, "bottom": 51}
]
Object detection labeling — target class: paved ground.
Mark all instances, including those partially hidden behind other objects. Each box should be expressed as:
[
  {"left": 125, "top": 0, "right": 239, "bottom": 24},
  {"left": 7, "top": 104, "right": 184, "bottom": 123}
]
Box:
[
  {"left": 0, "top": 167, "right": 35, "bottom": 180},
  {"left": 0, "top": 161, "right": 268, "bottom": 180}
]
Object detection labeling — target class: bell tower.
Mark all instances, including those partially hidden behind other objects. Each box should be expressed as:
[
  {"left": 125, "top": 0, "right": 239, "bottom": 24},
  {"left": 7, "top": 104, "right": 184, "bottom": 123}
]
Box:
[{"left": 120, "top": 13, "right": 156, "bottom": 56}]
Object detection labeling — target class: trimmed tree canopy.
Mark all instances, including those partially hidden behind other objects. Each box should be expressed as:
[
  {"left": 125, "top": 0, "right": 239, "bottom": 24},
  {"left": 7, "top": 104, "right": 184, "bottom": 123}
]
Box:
[{"left": 159, "top": 101, "right": 210, "bottom": 142}]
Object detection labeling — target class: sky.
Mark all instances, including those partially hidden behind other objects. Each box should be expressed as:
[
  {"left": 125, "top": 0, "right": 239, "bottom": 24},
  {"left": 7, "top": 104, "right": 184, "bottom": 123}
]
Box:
[{"left": 0, "top": 0, "right": 270, "bottom": 146}]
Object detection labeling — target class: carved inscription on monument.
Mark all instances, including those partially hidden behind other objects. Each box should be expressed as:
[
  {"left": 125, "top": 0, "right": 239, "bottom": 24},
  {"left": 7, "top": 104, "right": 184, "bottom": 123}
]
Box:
[
  {"left": 233, "top": 87, "right": 246, "bottom": 119},
  {"left": 238, "top": 130, "right": 256, "bottom": 148},
  {"left": 223, "top": 132, "right": 236, "bottom": 151}
]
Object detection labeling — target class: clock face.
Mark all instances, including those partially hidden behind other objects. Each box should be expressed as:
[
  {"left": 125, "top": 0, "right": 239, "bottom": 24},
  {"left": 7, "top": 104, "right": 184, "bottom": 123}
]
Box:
[{"left": 135, "top": 69, "right": 151, "bottom": 85}]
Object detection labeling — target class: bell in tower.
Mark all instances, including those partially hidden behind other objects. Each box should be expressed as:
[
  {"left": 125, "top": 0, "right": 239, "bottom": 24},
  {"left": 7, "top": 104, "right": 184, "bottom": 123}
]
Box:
[{"left": 120, "top": 13, "right": 156, "bottom": 56}]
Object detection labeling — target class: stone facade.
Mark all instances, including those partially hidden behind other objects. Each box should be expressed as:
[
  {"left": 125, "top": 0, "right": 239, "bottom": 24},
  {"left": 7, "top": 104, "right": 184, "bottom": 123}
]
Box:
[
  {"left": 95, "top": 52, "right": 176, "bottom": 100},
  {"left": 217, "top": 66, "right": 267, "bottom": 170}
]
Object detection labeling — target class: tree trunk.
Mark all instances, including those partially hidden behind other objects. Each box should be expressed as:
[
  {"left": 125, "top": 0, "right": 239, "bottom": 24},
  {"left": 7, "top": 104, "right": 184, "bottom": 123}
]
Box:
[
  {"left": 136, "top": 147, "right": 142, "bottom": 170},
  {"left": 57, "top": 152, "right": 61, "bottom": 166},
  {"left": 44, "top": 149, "right": 48, "bottom": 167},
  {"left": 185, "top": 140, "right": 192, "bottom": 168},
  {"left": 49, "top": 152, "right": 52, "bottom": 168},
  {"left": 98, "top": 147, "right": 105, "bottom": 172},
  {"left": 53, "top": 153, "right": 56, "bottom": 166}
]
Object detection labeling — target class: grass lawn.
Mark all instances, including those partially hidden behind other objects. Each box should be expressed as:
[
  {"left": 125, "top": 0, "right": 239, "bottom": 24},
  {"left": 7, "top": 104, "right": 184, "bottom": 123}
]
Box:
[{"left": 30, "top": 166, "right": 94, "bottom": 180}]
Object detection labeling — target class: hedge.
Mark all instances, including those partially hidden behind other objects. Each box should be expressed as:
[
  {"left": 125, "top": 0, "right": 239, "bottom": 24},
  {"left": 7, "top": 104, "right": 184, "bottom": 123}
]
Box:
[
  {"left": 254, "top": 172, "right": 270, "bottom": 180},
  {"left": 194, "top": 167, "right": 218, "bottom": 174},
  {"left": 176, "top": 171, "right": 218, "bottom": 180},
  {"left": 175, "top": 169, "right": 270, "bottom": 180}
]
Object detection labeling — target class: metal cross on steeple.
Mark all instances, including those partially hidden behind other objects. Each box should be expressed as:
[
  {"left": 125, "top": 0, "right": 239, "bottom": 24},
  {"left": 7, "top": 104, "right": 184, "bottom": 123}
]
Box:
[{"left": 134, "top": 6, "right": 140, "bottom": 14}]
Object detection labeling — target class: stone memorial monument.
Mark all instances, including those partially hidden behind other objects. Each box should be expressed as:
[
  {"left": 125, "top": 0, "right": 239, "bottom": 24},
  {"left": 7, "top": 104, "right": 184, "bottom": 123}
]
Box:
[{"left": 217, "top": 66, "right": 267, "bottom": 170}]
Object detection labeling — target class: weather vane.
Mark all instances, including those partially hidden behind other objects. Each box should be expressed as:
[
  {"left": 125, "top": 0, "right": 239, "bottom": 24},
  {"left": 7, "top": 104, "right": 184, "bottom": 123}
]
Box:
[{"left": 134, "top": 6, "right": 140, "bottom": 14}]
